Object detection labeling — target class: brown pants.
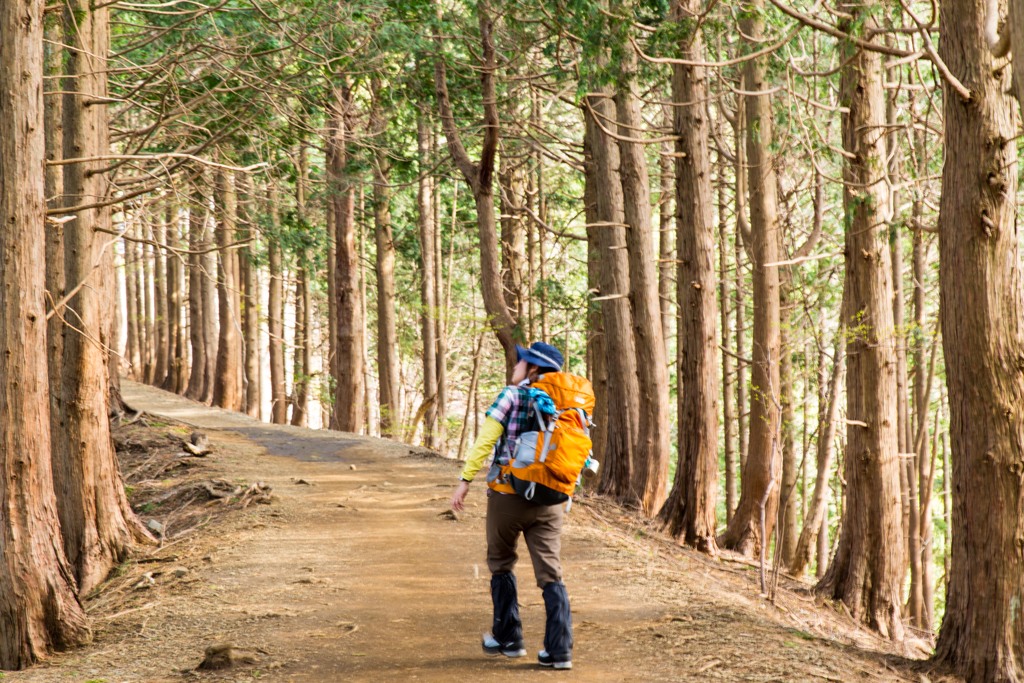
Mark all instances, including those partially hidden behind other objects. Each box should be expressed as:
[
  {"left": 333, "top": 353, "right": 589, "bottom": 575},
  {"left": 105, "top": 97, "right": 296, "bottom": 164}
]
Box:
[{"left": 486, "top": 491, "right": 565, "bottom": 587}]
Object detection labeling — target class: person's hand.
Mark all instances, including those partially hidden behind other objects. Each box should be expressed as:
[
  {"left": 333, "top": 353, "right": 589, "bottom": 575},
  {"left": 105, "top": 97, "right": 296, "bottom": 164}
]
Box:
[{"left": 451, "top": 480, "right": 470, "bottom": 512}]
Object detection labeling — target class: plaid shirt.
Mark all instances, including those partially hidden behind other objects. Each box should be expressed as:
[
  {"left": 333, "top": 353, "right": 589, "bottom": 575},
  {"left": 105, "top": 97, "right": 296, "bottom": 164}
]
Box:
[{"left": 486, "top": 383, "right": 536, "bottom": 465}]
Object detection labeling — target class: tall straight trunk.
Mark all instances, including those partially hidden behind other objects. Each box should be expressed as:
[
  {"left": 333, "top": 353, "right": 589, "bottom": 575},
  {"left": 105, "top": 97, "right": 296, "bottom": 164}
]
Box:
[
  {"left": 59, "top": 0, "right": 148, "bottom": 594},
  {"left": 583, "top": 132, "right": 609, "bottom": 467},
  {"left": 434, "top": 1, "right": 519, "bottom": 373},
  {"left": 933, "top": 0, "right": 1024, "bottom": 675},
  {"left": 153, "top": 215, "right": 169, "bottom": 386},
  {"left": 212, "top": 169, "right": 243, "bottom": 411},
  {"left": 778, "top": 320, "right": 799, "bottom": 567},
  {"left": 162, "top": 208, "right": 183, "bottom": 393},
  {"left": 733, "top": 102, "right": 750, "bottom": 475},
  {"left": 329, "top": 79, "right": 366, "bottom": 432},
  {"left": 790, "top": 334, "right": 844, "bottom": 577},
  {"left": 44, "top": 7, "right": 68, "bottom": 478},
  {"left": 131, "top": 227, "right": 147, "bottom": 381},
  {"left": 200, "top": 199, "right": 218, "bottom": 403},
  {"left": 0, "top": 0, "right": 92, "bottom": 658},
  {"left": 238, "top": 174, "right": 260, "bottom": 418},
  {"left": 435, "top": 174, "right": 449, "bottom": 452},
  {"left": 185, "top": 190, "right": 208, "bottom": 400},
  {"left": 359, "top": 187, "right": 374, "bottom": 435},
  {"left": 719, "top": 0, "right": 783, "bottom": 556},
  {"left": 267, "top": 184, "right": 287, "bottom": 424},
  {"left": 657, "top": 0, "right": 719, "bottom": 549},
  {"left": 815, "top": 3, "right": 904, "bottom": 639},
  {"left": 291, "top": 267, "right": 310, "bottom": 427},
  {"left": 371, "top": 81, "right": 400, "bottom": 438},
  {"left": 142, "top": 227, "right": 155, "bottom": 383},
  {"left": 584, "top": 92, "right": 640, "bottom": 502},
  {"left": 911, "top": 118, "right": 934, "bottom": 632},
  {"left": 124, "top": 232, "right": 141, "bottom": 378},
  {"left": 417, "top": 115, "right": 439, "bottom": 447},
  {"left": 892, "top": 220, "right": 921, "bottom": 624},
  {"left": 658, "top": 116, "right": 675, "bottom": 346},
  {"left": 326, "top": 164, "right": 338, "bottom": 389},
  {"left": 615, "top": 49, "right": 672, "bottom": 514},
  {"left": 719, "top": 160, "right": 737, "bottom": 522}
]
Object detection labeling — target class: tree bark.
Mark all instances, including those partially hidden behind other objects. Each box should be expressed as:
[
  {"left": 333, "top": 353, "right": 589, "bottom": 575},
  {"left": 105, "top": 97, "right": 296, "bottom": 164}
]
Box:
[
  {"left": 657, "top": 0, "right": 718, "bottom": 551},
  {"left": 329, "top": 79, "right": 366, "bottom": 432},
  {"left": 615, "top": 46, "right": 672, "bottom": 514},
  {"left": 814, "top": 3, "right": 904, "bottom": 640},
  {"left": 291, "top": 266, "right": 310, "bottom": 427},
  {"left": 59, "top": 0, "right": 150, "bottom": 594},
  {"left": 185, "top": 187, "right": 208, "bottom": 401},
  {"left": 719, "top": 157, "right": 736, "bottom": 523},
  {"left": 153, "top": 213, "right": 169, "bottom": 387},
  {"left": 212, "top": 169, "right": 243, "bottom": 411},
  {"left": 238, "top": 174, "right": 260, "bottom": 418},
  {"left": 0, "top": 0, "right": 93, "bottom": 660},
  {"left": 162, "top": 207, "right": 184, "bottom": 393},
  {"left": 200, "top": 193, "right": 218, "bottom": 404},
  {"left": 267, "top": 183, "right": 287, "bottom": 424},
  {"left": 932, "top": 0, "right": 1024, "bottom": 674},
  {"left": 583, "top": 131, "right": 609, "bottom": 469},
  {"left": 658, "top": 114, "right": 675, "bottom": 347},
  {"left": 417, "top": 115, "right": 439, "bottom": 447},
  {"left": 584, "top": 91, "right": 640, "bottom": 504},
  {"left": 371, "top": 80, "right": 401, "bottom": 438},
  {"left": 718, "top": 0, "right": 783, "bottom": 556}
]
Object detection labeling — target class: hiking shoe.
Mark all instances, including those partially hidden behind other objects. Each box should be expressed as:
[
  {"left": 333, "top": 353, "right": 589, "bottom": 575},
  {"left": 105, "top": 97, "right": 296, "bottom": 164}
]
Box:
[
  {"left": 482, "top": 632, "right": 527, "bottom": 658},
  {"left": 538, "top": 649, "right": 572, "bottom": 669}
]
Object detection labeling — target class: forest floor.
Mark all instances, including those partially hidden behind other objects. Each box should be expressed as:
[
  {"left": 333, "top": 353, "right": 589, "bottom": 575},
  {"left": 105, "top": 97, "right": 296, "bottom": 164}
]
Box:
[{"left": 5, "top": 380, "right": 958, "bottom": 683}]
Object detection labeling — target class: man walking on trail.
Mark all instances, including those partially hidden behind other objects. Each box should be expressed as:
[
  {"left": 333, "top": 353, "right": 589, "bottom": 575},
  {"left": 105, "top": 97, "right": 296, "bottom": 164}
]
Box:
[{"left": 450, "top": 341, "right": 574, "bottom": 670}]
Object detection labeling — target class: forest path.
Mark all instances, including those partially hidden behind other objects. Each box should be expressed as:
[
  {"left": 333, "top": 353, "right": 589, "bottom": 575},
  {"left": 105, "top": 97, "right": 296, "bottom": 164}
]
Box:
[{"left": 9, "top": 381, "right": 923, "bottom": 682}]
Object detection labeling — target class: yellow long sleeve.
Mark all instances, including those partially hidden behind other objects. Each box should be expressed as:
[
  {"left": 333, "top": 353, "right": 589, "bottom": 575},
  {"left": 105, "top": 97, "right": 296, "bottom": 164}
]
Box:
[{"left": 460, "top": 416, "right": 505, "bottom": 482}]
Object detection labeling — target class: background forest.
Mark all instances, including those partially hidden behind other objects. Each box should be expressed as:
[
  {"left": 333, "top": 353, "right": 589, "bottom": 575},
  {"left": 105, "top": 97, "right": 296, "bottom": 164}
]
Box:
[{"left": 3, "top": 0, "right": 1024, "bottom": 679}]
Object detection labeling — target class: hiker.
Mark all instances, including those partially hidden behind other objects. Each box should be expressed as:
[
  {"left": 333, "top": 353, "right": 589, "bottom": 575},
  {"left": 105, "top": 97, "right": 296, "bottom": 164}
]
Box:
[{"left": 450, "top": 341, "right": 575, "bottom": 670}]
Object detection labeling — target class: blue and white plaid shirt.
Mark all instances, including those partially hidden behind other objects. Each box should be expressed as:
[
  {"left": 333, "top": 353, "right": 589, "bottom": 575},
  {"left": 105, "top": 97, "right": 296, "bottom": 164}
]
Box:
[{"left": 486, "top": 382, "right": 537, "bottom": 465}]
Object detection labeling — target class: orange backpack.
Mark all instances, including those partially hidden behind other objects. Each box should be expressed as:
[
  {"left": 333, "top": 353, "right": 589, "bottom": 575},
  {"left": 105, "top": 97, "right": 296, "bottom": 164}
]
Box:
[{"left": 499, "top": 373, "right": 596, "bottom": 505}]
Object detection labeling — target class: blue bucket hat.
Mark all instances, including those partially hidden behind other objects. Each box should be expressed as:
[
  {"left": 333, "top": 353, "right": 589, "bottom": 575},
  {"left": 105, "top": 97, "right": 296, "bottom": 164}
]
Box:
[{"left": 516, "top": 342, "right": 564, "bottom": 373}]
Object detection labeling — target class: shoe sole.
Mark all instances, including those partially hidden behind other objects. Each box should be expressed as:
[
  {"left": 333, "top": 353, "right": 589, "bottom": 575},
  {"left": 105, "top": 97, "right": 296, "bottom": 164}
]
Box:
[
  {"left": 483, "top": 647, "right": 527, "bottom": 658},
  {"left": 539, "top": 660, "right": 573, "bottom": 669}
]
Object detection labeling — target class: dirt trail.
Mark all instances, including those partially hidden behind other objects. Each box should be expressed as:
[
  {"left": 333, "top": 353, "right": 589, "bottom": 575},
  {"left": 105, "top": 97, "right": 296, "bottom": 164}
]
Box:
[{"left": 7, "top": 381, "right": 931, "bottom": 682}]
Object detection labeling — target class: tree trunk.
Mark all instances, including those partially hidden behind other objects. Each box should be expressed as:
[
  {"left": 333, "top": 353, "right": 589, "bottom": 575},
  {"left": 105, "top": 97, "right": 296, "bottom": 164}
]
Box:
[
  {"left": 200, "top": 196, "right": 218, "bottom": 404},
  {"left": 212, "top": 169, "right": 243, "bottom": 411},
  {"left": 657, "top": 0, "right": 718, "bottom": 551},
  {"left": 435, "top": 165, "right": 449, "bottom": 452},
  {"left": 267, "top": 183, "right": 287, "bottom": 424},
  {"left": 790, "top": 334, "right": 844, "bottom": 577},
  {"left": 584, "top": 91, "right": 640, "bottom": 503},
  {"left": 238, "top": 174, "right": 260, "bottom": 418},
  {"left": 814, "top": 4, "right": 904, "bottom": 639},
  {"left": 185, "top": 188, "right": 208, "bottom": 401},
  {"left": 434, "top": 1, "right": 519, "bottom": 373},
  {"left": 371, "top": 80, "right": 401, "bottom": 438},
  {"left": 719, "top": 158, "right": 736, "bottom": 523},
  {"left": 658, "top": 115, "right": 675, "bottom": 347},
  {"left": 59, "top": 0, "right": 150, "bottom": 594},
  {"left": 932, "top": 0, "right": 1024, "bottom": 674},
  {"left": 732, "top": 98, "right": 750, "bottom": 476},
  {"left": 777, "top": 309, "right": 799, "bottom": 567},
  {"left": 131, "top": 227, "right": 148, "bottom": 381},
  {"left": 329, "top": 79, "right": 366, "bottom": 432},
  {"left": 417, "top": 115, "right": 439, "bottom": 447},
  {"left": 153, "top": 214, "right": 169, "bottom": 387},
  {"left": 718, "top": 0, "right": 783, "bottom": 556},
  {"left": 583, "top": 131, "right": 609, "bottom": 469},
  {"left": 124, "top": 231, "right": 140, "bottom": 379},
  {"left": 0, "top": 0, "right": 92, "bottom": 658},
  {"left": 291, "top": 267, "right": 310, "bottom": 427},
  {"left": 911, "top": 121, "right": 935, "bottom": 632},
  {"left": 162, "top": 208, "right": 183, "bottom": 393},
  {"left": 615, "top": 48, "right": 672, "bottom": 515},
  {"left": 142, "top": 225, "right": 155, "bottom": 384}
]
